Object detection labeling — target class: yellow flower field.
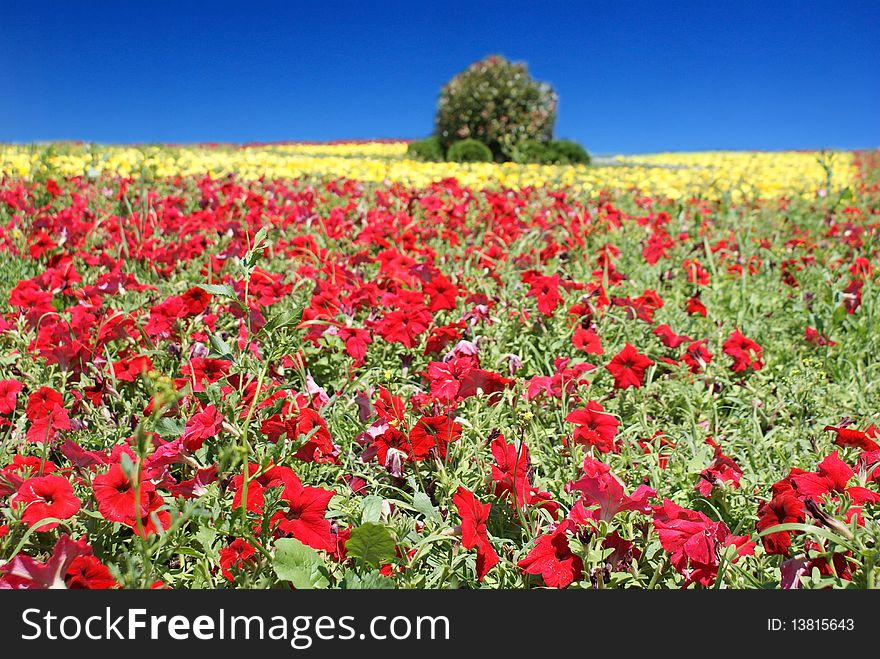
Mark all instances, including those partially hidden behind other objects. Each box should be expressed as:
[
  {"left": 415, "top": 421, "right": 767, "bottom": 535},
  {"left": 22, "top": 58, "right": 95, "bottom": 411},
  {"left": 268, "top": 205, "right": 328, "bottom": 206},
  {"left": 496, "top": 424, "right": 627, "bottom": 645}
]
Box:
[{"left": 0, "top": 141, "right": 855, "bottom": 200}]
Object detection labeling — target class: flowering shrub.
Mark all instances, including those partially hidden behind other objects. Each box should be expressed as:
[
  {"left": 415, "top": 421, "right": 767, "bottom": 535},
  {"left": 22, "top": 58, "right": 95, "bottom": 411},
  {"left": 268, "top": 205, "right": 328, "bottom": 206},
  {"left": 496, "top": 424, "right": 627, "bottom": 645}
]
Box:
[
  {"left": 435, "top": 55, "right": 558, "bottom": 160},
  {"left": 0, "top": 145, "right": 878, "bottom": 589}
]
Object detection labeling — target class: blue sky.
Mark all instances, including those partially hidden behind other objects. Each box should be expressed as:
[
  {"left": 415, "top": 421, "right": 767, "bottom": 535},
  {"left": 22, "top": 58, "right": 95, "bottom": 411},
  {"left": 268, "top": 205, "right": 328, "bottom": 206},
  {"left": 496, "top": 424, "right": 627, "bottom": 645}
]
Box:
[{"left": 1, "top": 1, "right": 878, "bottom": 153}]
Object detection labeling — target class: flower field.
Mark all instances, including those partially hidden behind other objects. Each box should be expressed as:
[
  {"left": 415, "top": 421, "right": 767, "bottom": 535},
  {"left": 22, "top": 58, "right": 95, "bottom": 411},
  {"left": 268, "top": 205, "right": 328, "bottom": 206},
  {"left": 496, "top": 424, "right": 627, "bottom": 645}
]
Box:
[{"left": 0, "top": 143, "right": 878, "bottom": 589}]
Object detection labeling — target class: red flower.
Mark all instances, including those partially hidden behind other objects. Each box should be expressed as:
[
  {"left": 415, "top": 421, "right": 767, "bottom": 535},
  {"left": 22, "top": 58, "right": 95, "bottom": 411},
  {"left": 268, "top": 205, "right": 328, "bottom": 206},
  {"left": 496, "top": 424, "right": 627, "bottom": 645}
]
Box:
[
  {"left": 374, "top": 305, "right": 432, "bottom": 348},
  {"left": 524, "top": 273, "right": 563, "bottom": 316},
  {"left": 722, "top": 329, "right": 763, "bottom": 372},
  {"left": 423, "top": 323, "right": 464, "bottom": 355},
  {"left": 271, "top": 474, "right": 335, "bottom": 552},
  {"left": 337, "top": 326, "right": 372, "bottom": 366},
  {"left": 565, "top": 400, "right": 620, "bottom": 453},
  {"left": 517, "top": 520, "right": 584, "bottom": 588},
  {"left": 179, "top": 357, "right": 231, "bottom": 392},
  {"left": 694, "top": 441, "right": 742, "bottom": 496},
  {"left": 842, "top": 278, "right": 862, "bottom": 314},
  {"left": 423, "top": 274, "right": 460, "bottom": 312},
  {"left": 638, "top": 430, "right": 676, "bottom": 469},
  {"left": 410, "top": 415, "right": 461, "bottom": 460},
  {"left": 11, "top": 475, "right": 80, "bottom": 530},
  {"left": 653, "top": 499, "right": 755, "bottom": 587},
  {"left": 0, "top": 379, "right": 23, "bottom": 415},
  {"left": 823, "top": 424, "right": 879, "bottom": 452},
  {"left": 682, "top": 259, "right": 711, "bottom": 285},
  {"left": 456, "top": 368, "right": 513, "bottom": 402},
  {"left": 453, "top": 486, "right": 499, "bottom": 581},
  {"left": 219, "top": 539, "right": 256, "bottom": 581},
  {"left": 756, "top": 489, "right": 806, "bottom": 555},
  {"left": 605, "top": 343, "right": 653, "bottom": 389},
  {"left": 489, "top": 434, "right": 559, "bottom": 516},
  {"left": 0, "top": 534, "right": 91, "bottom": 589},
  {"left": 573, "top": 326, "right": 604, "bottom": 355},
  {"left": 805, "top": 327, "right": 835, "bottom": 347},
  {"left": 567, "top": 456, "right": 655, "bottom": 523},
  {"left": 24, "top": 387, "right": 70, "bottom": 444},
  {"left": 681, "top": 339, "right": 713, "bottom": 374},
  {"left": 25, "top": 387, "right": 64, "bottom": 419},
  {"left": 791, "top": 451, "right": 880, "bottom": 504},
  {"left": 372, "top": 425, "right": 434, "bottom": 477},
  {"left": 112, "top": 356, "right": 154, "bottom": 382},
  {"left": 92, "top": 463, "right": 153, "bottom": 526},
  {"left": 65, "top": 556, "right": 118, "bottom": 589},
  {"left": 182, "top": 404, "right": 223, "bottom": 451},
  {"left": 686, "top": 295, "right": 708, "bottom": 316},
  {"left": 653, "top": 324, "right": 691, "bottom": 348}
]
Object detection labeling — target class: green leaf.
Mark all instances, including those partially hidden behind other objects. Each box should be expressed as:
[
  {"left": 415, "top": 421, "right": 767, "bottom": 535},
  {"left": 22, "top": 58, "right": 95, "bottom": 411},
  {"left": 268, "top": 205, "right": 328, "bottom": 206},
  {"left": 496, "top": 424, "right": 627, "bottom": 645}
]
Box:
[
  {"left": 198, "top": 283, "right": 240, "bottom": 302},
  {"left": 342, "top": 570, "right": 396, "bottom": 589},
  {"left": 345, "top": 523, "right": 397, "bottom": 568},
  {"left": 153, "top": 417, "right": 184, "bottom": 439},
  {"left": 412, "top": 491, "right": 440, "bottom": 521},
  {"left": 207, "top": 333, "right": 234, "bottom": 360},
  {"left": 360, "top": 495, "right": 384, "bottom": 524},
  {"left": 272, "top": 538, "right": 330, "bottom": 589},
  {"left": 259, "top": 308, "right": 304, "bottom": 335}
]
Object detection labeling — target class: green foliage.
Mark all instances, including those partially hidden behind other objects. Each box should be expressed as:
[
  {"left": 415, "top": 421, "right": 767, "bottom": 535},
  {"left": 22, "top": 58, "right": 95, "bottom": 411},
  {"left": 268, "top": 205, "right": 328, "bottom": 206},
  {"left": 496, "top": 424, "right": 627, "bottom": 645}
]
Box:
[
  {"left": 406, "top": 136, "right": 445, "bottom": 162},
  {"left": 345, "top": 522, "right": 397, "bottom": 568},
  {"left": 446, "top": 139, "right": 493, "bottom": 163},
  {"left": 511, "top": 139, "right": 555, "bottom": 164},
  {"left": 435, "top": 55, "right": 557, "bottom": 161},
  {"left": 512, "top": 139, "right": 591, "bottom": 165},
  {"left": 547, "top": 139, "right": 591, "bottom": 165},
  {"left": 272, "top": 538, "right": 330, "bottom": 589}
]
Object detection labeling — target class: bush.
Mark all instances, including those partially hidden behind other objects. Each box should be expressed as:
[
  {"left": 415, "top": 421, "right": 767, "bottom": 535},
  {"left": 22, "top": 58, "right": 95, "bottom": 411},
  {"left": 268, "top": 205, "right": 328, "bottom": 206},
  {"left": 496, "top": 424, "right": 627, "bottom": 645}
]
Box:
[
  {"left": 435, "top": 55, "right": 557, "bottom": 161},
  {"left": 406, "top": 136, "right": 444, "bottom": 162},
  {"left": 446, "top": 139, "right": 494, "bottom": 163},
  {"left": 548, "top": 139, "right": 591, "bottom": 165},
  {"left": 512, "top": 139, "right": 555, "bottom": 164}
]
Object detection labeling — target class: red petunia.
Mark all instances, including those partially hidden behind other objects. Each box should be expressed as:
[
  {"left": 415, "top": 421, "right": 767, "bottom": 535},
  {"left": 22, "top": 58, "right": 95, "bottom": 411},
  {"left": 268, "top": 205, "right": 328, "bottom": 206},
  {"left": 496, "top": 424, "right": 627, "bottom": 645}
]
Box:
[
  {"left": 271, "top": 474, "right": 336, "bottom": 552},
  {"left": 374, "top": 305, "right": 432, "bottom": 348},
  {"left": 65, "top": 556, "right": 118, "bottom": 589},
  {"left": 686, "top": 295, "right": 708, "bottom": 316},
  {"left": 572, "top": 326, "right": 604, "bottom": 355},
  {"left": 805, "top": 327, "right": 835, "bottom": 348},
  {"left": 337, "top": 326, "right": 372, "bottom": 366},
  {"left": 218, "top": 538, "right": 256, "bottom": 581},
  {"left": 0, "top": 379, "right": 23, "bottom": 415},
  {"left": 524, "top": 273, "right": 563, "bottom": 317},
  {"left": 372, "top": 425, "right": 435, "bottom": 477},
  {"left": 653, "top": 324, "right": 691, "bottom": 349},
  {"left": 791, "top": 451, "right": 880, "bottom": 504},
  {"left": 605, "top": 343, "right": 654, "bottom": 389},
  {"left": 694, "top": 441, "right": 743, "bottom": 496},
  {"left": 517, "top": 520, "right": 584, "bottom": 589},
  {"left": 653, "top": 499, "right": 755, "bottom": 587},
  {"left": 179, "top": 357, "right": 232, "bottom": 392},
  {"left": 489, "top": 434, "right": 559, "bottom": 516},
  {"left": 0, "top": 534, "right": 91, "bottom": 589},
  {"left": 565, "top": 400, "right": 620, "bottom": 453},
  {"left": 181, "top": 404, "right": 223, "bottom": 451},
  {"left": 756, "top": 489, "right": 806, "bottom": 555},
  {"left": 567, "top": 456, "right": 655, "bottom": 523},
  {"left": 722, "top": 329, "right": 763, "bottom": 372},
  {"left": 410, "top": 415, "right": 461, "bottom": 460},
  {"left": 823, "top": 424, "right": 879, "bottom": 452},
  {"left": 11, "top": 475, "right": 80, "bottom": 530},
  {"left": 453, "top": 486, "right": 499, "bottom": 581},
  {"left": 112, "top": 355, "right": 154, "bottom": 382},
  {"left": 92, "top": 463, "right": 153, "bottom": 526}
]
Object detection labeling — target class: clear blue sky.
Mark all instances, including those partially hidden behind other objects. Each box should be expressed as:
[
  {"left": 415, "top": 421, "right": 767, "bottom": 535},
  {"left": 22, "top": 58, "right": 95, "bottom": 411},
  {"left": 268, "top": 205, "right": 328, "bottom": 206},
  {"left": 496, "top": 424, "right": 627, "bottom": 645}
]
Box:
[{"left": 2, "top": 1, "right": 878, "bottom": 153}]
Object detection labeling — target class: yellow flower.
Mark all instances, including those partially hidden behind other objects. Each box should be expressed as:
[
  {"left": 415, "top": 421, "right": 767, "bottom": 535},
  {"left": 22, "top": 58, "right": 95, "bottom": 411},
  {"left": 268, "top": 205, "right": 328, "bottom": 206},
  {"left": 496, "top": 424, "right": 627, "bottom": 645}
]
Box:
[{"left": 0, "top": 143, "right": 857, "bottom": 199}]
